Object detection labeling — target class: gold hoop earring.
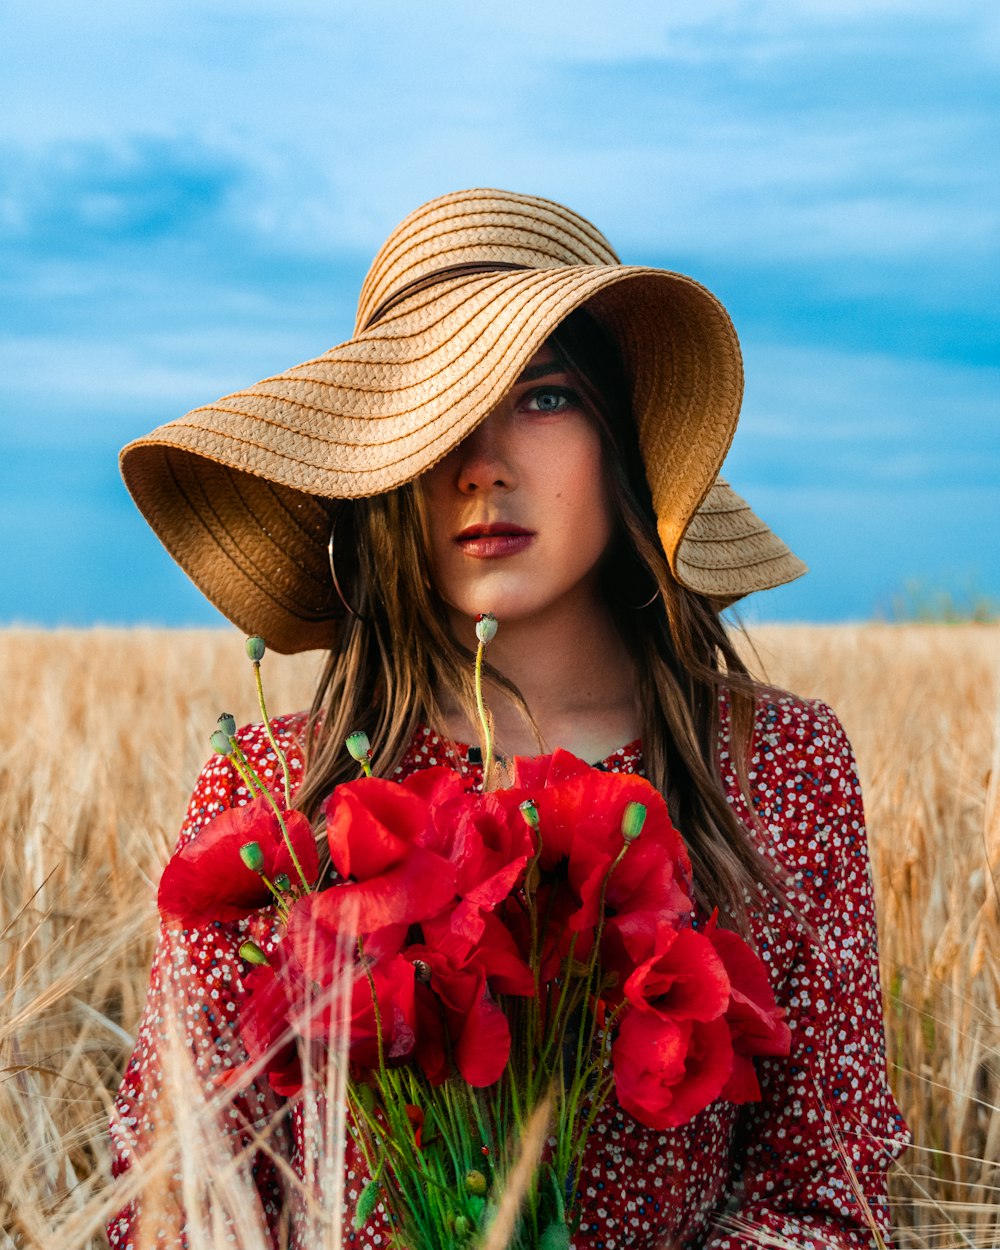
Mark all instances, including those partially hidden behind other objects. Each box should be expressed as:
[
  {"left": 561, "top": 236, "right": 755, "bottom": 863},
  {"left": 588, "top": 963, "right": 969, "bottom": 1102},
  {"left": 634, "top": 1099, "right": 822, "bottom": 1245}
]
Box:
[
  {"left": 630, "top": 587, "right": 660, "bottom": 611},
  {"left": 328, "top": 516, "right": 368, "bottom": 623}
]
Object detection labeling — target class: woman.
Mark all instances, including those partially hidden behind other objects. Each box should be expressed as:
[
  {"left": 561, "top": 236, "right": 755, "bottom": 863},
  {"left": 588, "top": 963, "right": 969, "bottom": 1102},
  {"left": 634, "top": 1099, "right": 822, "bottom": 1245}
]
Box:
[{"left": 110, "top": 188, "right": 908, "bottom": 1248}]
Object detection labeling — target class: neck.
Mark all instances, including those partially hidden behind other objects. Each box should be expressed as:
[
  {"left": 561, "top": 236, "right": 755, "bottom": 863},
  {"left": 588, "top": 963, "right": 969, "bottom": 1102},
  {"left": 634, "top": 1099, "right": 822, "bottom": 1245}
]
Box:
[{"left": 440, "top": 586, "right": 641, "bottom": 763}]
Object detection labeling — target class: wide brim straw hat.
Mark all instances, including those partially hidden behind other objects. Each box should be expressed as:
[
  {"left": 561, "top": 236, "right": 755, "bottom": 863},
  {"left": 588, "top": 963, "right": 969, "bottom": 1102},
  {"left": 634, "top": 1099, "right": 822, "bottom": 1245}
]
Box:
[{"left": 121, "top": 188, "right": 805, "bottom": 654}]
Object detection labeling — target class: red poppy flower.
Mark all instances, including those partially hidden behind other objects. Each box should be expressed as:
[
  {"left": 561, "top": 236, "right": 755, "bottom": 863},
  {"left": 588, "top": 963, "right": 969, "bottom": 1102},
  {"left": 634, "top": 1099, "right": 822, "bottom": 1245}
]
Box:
[
  {"left": 612, "top": 1010, "right": 734, "bottom": 1129},
  {"left": 340, "top": 952, "right": 418, "bottom": 1071},
  {"left": 508, "top": 762, "right": 692, "bottom": 950},
  {"left": 281, "top": 896, "right": 418, "bottom": 1072},
  {"left": 423, "top": 788, "right": 536, "bottom": 943},
  {"left": 158, "top": 796, "right": 318, "bottom": 925},
  {"left": 238, "top": 945, "right": 310, "bottom": 1096},
  {"left": 599, "top": 816, "right": 694, "bottom": 972},
  {"left": 399, "top": 764, "right": 470, "bottom": 807},
  {"left": 285, "top": 888, "right": 407, "bottom": 984},
  {"left": 319, "top": 778, "right": 457, "bottom": 934},
  {"left": 622, "top": 927, "right": 731, "bottom": 1023},
  {"left": 422, "top": 909, "right": 534, "bottom": 996},
  {"left": 408, "top": 943, "right": 511, "bottom": 1087},
  {"left": 511, "top": 748, "right": 593, "bottom": 790},
  {"left": 707, "top": 926, "right": 792, "bottom": 1102}
]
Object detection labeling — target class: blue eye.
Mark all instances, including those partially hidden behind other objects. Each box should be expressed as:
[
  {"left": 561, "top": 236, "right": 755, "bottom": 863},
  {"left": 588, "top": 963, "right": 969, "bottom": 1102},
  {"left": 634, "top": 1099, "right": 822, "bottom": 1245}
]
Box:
[{"left": 525, "top": 387, "right": 576, "bottom": 413}]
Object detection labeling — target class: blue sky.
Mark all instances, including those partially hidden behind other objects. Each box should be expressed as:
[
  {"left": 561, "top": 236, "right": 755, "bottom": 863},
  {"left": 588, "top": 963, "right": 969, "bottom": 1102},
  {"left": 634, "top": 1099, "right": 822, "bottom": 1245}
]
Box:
[{"left": 2, "top": 0, "right": 997, "bottom": 626}]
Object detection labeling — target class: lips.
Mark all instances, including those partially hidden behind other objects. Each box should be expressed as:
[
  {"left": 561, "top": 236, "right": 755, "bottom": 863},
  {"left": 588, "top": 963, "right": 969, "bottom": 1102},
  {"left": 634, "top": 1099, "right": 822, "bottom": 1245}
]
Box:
[{"left": 454, "top": 522, "right": 535, "bottom": 559}]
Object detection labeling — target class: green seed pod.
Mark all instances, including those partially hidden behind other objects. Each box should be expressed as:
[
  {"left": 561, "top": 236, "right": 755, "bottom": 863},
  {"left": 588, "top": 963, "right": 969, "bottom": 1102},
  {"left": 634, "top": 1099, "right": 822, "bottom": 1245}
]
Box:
[
  {"left": 475, "top": 612, "right": 498, "bottom": 644},
  {"left": 245, "top": 635, "right": 266, "bottom": 663},
  {"left": 345, "top": 730, "right": 372, "bottom": 763},
  {"left": 273, "top": 873, "right": 291, "bottom": 893},
  {"left": 239, "top": 841, "right": 265, "bottom": 873},
  {"left": 621, "top": 801, "right": 647, "bottom": 842},
  {"left": 464, "top": 1169, "right": 487, "bottom": 1197},
  {"left": 453, "top": 1215, "right": 471, "bottom": 1238},
  {"left": 238, "top": 940, "right": 270, "bottom": 966},
  {"left": 217, "top": 712, "right": 237, "bottom": 737},
  {"left": 518, "top": 799, "right": 540, "bottom": 829},
  {"left": 210, "top": 729, "right": 232, "bottom": 756}
]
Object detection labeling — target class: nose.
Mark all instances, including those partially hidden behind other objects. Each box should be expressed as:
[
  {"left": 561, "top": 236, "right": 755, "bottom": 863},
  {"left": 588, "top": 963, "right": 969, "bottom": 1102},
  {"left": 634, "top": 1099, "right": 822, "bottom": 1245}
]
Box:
[{"left": 454, "top": 411, "right": 515, "bottom": 495}]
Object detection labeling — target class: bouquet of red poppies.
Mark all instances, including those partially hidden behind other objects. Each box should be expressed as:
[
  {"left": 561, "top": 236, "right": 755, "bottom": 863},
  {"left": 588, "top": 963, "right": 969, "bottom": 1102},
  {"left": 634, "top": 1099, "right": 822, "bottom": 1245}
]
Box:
[{"left": 158, "top": 625, "right": 790, "bottom": 1248}]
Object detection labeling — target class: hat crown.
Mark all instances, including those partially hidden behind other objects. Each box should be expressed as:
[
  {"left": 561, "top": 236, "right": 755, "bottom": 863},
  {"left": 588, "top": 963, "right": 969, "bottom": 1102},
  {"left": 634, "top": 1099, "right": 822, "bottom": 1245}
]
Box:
[{"left": 355, "top": 188, "right": 620, "bottom": 334}]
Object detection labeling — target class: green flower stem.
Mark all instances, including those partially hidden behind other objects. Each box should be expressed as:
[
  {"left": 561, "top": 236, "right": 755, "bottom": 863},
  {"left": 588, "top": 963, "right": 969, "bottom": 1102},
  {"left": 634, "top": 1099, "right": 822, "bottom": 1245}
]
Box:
[
  {"left": 567, "top": 999, "right": 627, "bottom": 1161},
  {"left": 535, "top": 933, "right": 581, "bottom": 1075},
  {"left": 358, "top": 937, "right": 386, "bottom": 1076},
  {"left": 545, "top": 838, "right": 632, "bottom": 1228},
  {"left": 568, "top": 1060, "right": 618, "bottom": 1168},
  {"left": 227, "top": 734, "right": 312, "bottom": 894},
  {"left": 366, "top": 1069, "right": 458, "bottom": 1248},
  {"left": 252, "top": 659, "right": 294, "bottom": 810},
  {"left": 474, "top": 640, "right": 495, "bottom": 790},
  {"left": 271, "top": 802, "right": 311, "bottom": 894},
  {"left": 226, "top": 746, "right": 266, "bottom": 798},
  {"left": 259, "top": 873, "right": 289, "bottom": 921},
  {"left": 519, "top": 824, "right": 548, "bottom": 1104},
  {"left": 422, "top": 1079, "right": 468, "bottom": 1192},
  {"left": 578, "top": 842, "right": 630, "bottom": 1055}
]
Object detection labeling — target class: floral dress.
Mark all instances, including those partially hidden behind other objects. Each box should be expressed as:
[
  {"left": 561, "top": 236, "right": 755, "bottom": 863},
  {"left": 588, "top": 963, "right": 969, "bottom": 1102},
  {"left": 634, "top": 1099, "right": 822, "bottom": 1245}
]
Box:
[{"left": 108, "top": 694, "right": 908, "bottom": 1249}]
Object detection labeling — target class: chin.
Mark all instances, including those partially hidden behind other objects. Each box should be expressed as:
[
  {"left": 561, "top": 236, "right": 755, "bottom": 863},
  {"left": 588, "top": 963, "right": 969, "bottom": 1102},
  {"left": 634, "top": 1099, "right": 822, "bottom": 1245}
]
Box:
[{"left": 448, "top": 588, "right": 576, "bottom": 630}]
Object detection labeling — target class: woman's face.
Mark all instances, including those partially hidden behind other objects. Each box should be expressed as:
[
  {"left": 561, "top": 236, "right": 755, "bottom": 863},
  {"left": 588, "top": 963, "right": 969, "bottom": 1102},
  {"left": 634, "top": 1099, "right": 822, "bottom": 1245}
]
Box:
[{"left": 419, "top": 343, "right": 615, "bottom": 628}]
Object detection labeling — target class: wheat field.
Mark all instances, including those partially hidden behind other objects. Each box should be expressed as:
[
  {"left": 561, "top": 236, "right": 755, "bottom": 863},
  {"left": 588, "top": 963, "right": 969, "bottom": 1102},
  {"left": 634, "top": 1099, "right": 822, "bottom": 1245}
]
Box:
[{"left": 1, "top": 625, "right": 997, "bottom": 1248}]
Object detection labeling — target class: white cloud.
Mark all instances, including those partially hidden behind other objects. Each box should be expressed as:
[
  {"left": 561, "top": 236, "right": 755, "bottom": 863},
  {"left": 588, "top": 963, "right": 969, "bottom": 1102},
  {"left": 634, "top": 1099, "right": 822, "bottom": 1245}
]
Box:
[{"left": 3, "top": 0, "right": 996, "bottom": 271}]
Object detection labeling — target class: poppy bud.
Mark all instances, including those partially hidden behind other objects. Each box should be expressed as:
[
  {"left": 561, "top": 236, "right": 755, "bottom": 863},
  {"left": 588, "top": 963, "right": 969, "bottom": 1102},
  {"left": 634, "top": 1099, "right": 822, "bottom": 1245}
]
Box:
[
  {"left": 464, "top": 1169, "right": 487, "bottom": 1197},
  {"left": 621, "top": 801, "right": 647, "bottom": 842},
  {"left": 355, "top": 1083, "right": 376, "bottom": 1113},
  {"left": 453, "top": 1215, "right": 470, "bottom": 1238},
  {"left": 210, "top": 730, "right": 232, "bottom": 756},
  {"left": 240, "top": 841, "right": 265, "bottom": 873},
  {"left": 238, "top": 940, "right": 270, "bottom": 966},
  {"left": 345, "top": 730, "right": 372, "bottom": 763},
  {"left": 519, "top": 799, "right": 539, "bottom": 829},
  {"left": 475, "top": 612, "right": 498, "bottom": 645},
  {"left": 245, "top": 635, "right": 266, "bottom": 663},
  {"left": 217, "top": 712, "right": 237, "bottom": 737}
]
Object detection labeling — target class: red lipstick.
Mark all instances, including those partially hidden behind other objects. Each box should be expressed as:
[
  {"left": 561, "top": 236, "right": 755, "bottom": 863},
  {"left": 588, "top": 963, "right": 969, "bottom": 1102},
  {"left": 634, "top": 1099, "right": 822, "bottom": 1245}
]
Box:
[{"left": 454, "top": 522, "right": 535, "bottom": 559}]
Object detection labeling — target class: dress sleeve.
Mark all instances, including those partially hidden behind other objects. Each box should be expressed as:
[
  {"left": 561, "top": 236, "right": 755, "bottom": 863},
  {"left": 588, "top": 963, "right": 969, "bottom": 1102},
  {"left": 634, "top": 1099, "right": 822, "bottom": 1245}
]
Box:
[
  {"left": 702, "top": 700, "right": 910, "bottom": 1250},
  {"left": 107, "top": 721, "right": 304, "bottom": 1250}
]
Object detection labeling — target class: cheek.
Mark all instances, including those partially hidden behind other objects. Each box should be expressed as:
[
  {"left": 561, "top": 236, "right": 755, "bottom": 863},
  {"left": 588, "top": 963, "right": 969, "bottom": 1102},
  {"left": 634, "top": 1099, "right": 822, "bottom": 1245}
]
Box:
[{"left": 559, "top": 440, "right": 613, "bottom": 549}]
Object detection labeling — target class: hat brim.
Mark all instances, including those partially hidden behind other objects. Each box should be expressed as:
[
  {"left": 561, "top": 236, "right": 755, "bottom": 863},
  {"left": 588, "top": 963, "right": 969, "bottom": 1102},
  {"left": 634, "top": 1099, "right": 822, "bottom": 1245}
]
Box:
[{"left": 120, "top": 265, "right": 803, "bottom": 652}]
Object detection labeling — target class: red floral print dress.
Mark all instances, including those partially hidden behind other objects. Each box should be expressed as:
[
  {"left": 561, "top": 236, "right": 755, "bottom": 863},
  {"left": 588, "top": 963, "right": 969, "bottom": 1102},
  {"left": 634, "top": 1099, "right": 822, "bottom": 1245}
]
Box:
[{"left": 108, "top": 694, "right": 908, "bottom": 1249}]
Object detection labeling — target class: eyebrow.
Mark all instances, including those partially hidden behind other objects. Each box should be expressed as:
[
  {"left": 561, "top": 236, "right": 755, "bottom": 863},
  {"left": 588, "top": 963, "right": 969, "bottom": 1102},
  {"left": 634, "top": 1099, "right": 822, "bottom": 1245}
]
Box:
[{"left": 515, "top": 361, "right": 566, "bottom": 384}]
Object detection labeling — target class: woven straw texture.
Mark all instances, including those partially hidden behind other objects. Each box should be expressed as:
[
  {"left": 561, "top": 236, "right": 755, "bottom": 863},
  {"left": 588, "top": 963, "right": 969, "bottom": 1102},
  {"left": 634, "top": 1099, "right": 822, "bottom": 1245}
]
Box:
[{"left": 120, "top": 189, "right": 805, "bottom": 653}]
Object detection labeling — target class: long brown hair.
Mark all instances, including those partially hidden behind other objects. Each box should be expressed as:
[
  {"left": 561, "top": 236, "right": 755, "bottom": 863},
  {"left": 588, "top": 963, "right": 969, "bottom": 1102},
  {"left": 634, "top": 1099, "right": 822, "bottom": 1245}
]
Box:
[{"left": 295, "top": 309, "right": 785, "bottom": 934}]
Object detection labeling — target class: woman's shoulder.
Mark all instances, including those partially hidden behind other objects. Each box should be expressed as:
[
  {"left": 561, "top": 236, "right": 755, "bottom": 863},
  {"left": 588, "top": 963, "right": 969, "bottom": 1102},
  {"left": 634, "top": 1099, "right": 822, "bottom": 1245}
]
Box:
[
  {"left": 733, "top": 687, "right": 856, "bottom": 774},
  {"left": 176, "top": 712, "right": 309, "bottom": 853},
  {"left": 233, "top": 712, "right": 309, "bottom": 766},
  {"left": 750, "top": 690, "right": 850, "bottom": 765},
  {"left": 720, "top": 688, "right": 863, "bottom": 846}
]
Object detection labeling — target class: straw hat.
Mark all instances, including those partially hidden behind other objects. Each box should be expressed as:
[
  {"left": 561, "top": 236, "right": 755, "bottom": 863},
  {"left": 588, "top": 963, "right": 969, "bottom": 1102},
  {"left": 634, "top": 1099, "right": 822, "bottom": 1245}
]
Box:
[{"left": 120, "top": 188, "right": 805, "bottom": 653}]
